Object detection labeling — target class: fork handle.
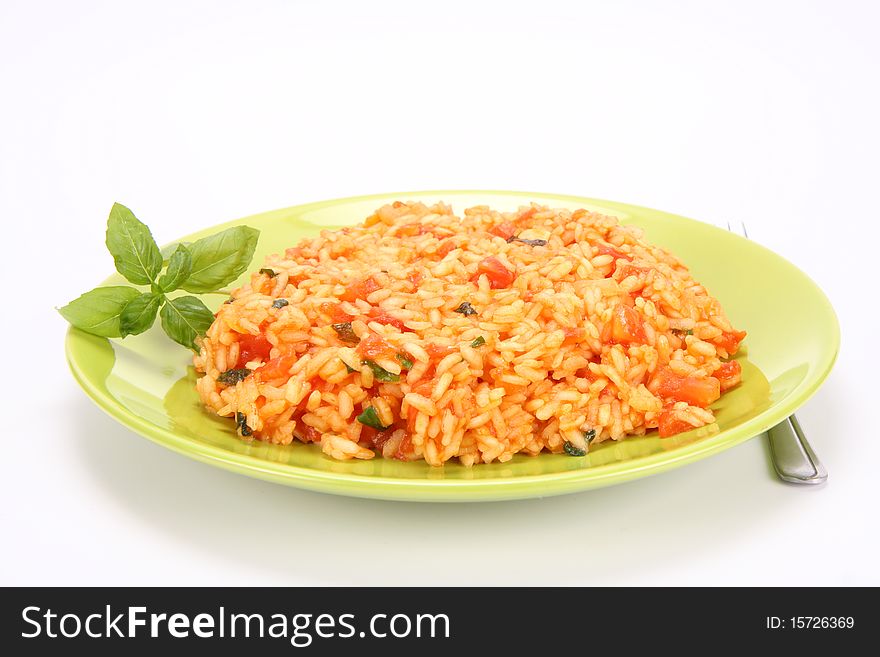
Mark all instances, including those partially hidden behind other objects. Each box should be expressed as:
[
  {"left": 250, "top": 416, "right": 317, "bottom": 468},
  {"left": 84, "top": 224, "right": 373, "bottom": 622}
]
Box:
[{"left": 767, "top": 414, "right": 828, "bottom": 485}]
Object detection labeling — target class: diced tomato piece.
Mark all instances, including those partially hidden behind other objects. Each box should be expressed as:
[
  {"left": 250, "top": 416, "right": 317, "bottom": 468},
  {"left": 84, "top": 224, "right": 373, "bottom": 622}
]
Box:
[
  {"left": 319, "top": 302, "right": 353, "bottom": 323},
  {"left": 716, "top": 329, "right": 747, "bottom": 353},
  {"left": 471, "top": 257, "right": 515, "bottom": 289},
  {"left": 713, "top": 360, "right": 742, "bottom": 392},
  {"left": 410, "top": 379, "right": 435, "bottom": 398},
  {"left": 359, "top": 424, "right": 378, "bottom": 445},
  {"left": 392, "top": 201, "right": 406, "bottom": 208},
  {"left": 302, "top": 425, "right": 322, "bottom": 443},
  {"left": 339, "top": 276, "right": 381, "bottom": 302},
  {"left": 257, "top": 354, "right": 297, "bottom": 383},
  {"left": 518, "top": 207, "right": 537, "bottom": 222},
  {"left": 652, "top": 367, "right": 721, "bottom": 408},
  {"left": 394, "top": 433, "right": 414, "bottom": 460},
  {"left": 367, "top": 307, "right": 411, "bottom": 332},
  {"left": 361, "top": 425, "right": 397, "bottom": 450},
  {"left": 595, "top": 242, "right": 628, "bottom": 260},
  {"left": 236, "top": 334, "right": 272, "bottom": 367},
  {"left": 356, "top": 333, "right": 395, "bottom": 360},
  {"left": 424, "top": 343, "right": 456, "bottom": 360},
  {"left": 562, "top": 327, "right": 586, "bottom": 345},
  {"left": 489, "top": 222, "right": 517, "bottom": 240},
  {"left": 615, "top": 262, "right": 648, "bottom": 280},
  {"left": 435, "top": 239, "right": 456, "bottom": 258},
  {"left": 658, "top": 409, "right": 694, "bottom": 437},
  {"left": 360, "top": 425, "right": 386, "bottom": 450},
  {"left": 608, "top": 304, "right": 647, "bottom": 345},
  {"left": 407, "top": 270, "right": 424, "bottom": 288}
]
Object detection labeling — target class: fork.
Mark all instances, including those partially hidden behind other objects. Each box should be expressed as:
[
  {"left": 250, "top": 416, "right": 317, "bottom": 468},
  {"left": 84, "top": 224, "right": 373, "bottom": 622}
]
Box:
[{"left": 726, "top": 220, "right": 828, "bottom": 485}]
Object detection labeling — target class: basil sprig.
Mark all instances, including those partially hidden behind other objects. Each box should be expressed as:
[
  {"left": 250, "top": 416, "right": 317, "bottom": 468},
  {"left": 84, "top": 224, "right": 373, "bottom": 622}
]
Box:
[{"left": 59, "top": 202, "right": 260, "bottom": 351}]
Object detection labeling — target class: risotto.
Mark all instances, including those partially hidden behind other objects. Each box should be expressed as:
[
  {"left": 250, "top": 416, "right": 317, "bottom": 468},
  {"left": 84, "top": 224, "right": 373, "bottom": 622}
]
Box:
[{"left": 193, "top": 202, "right": 745, "bottom": 466}]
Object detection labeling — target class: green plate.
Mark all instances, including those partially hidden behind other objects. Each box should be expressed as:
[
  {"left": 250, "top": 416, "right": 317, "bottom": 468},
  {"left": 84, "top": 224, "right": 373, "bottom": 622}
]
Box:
[{"left": 65, "top": 191, "right": 839, "bottom": 501}]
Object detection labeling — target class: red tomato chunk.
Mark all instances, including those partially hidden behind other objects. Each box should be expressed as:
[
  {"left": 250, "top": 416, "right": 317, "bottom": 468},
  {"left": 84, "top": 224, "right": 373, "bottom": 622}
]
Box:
[
  {"left": 368, "top": 307, "right": 411, "bottom": 332},
  {"left": 339, "top": 276, "right": 381, "bottom": 302},
  {"left": 713, "top": 360, "right": 742, "bottom": 392},
  {"left": 658, "top": 408, "right": 694, "bottom": 437},
  {"left": 356, "top": 333, "right": 395, "bottom": 360},
  {"left": 606, "top": 304, "right": 647, "bottom": 345},
  {"left": 652, "top": 367, "right": 720, "bottom": 408},
  {"left": 236, "top": 334, "right": 272, "bottom": 368},
  {"left": 257, "top": 354, "right": 297, "bottom": 383},
  {"left": 471, "top": 257, "right": 515, "bottom": 289},
  {"left": 716, "top": 329, "right": 747, "bottom": 353},
  {"left": 489, "top": 222, "right": 517, "bottom": 240}
]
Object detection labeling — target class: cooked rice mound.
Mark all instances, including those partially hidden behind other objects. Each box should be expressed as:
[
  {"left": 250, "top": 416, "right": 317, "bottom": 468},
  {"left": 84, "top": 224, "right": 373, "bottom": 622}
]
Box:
[{"left": 194, "top": 202, "right": 746, "bottom": 466}]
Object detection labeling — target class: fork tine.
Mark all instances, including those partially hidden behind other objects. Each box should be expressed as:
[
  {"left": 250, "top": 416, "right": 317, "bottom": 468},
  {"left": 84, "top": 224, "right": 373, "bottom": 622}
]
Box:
[{"left": 739, "top": 220, "right": 749, "bottom": 238}]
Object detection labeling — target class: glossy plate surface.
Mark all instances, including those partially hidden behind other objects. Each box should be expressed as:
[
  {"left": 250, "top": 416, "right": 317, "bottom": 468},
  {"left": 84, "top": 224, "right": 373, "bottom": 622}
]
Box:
[{"left": 65, "top": 191, "right": 839, "bottom": 501}]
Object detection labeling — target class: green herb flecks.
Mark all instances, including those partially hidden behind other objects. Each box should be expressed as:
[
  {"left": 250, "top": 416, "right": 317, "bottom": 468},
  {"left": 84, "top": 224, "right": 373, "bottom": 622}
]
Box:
[
  {"left": 397, "top": 353, "right": 414, "bottom": 369},
  {"left": 332, "top": 322, "right": 360, "bottom": 345},
  {"left": 583, "top": 428, "right": 596, "bottom": 444},
  {"left": 272, "top": 298, "right": 289, "bottom": 309},
  {"left": 235, "top": 411, "right": 253, "bottom": 437},
  {"left": 58, "top": 202, "right": 260, "bottom": 352},
  {"left": 356, "top": 405, "right": 390, "bottom": 431},
  {"left": 470, "top": 336, "right": 486, "bottom": 348},
  {"left": 217, "top": 368, "right": 253, "bottom": 386},
  {"left": 507, "top": 236, "right": 548, "bottom": 247},
  {"left": 259, "top": 268, "right": 277, "bottom": 278},
  {"left": 363, "top": 360, "right": 400, "bottom": 382},
  {"left": 454, "top": 301, "right": 477, "bottom": 316},
  {"left": 563, "top": 441, "right": 587, "bottom": 457}
]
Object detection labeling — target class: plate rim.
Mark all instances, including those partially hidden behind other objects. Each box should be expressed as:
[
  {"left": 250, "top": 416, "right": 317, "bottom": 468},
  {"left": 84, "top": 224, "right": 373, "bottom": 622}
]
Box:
[{"left": 64, "top": 190, "right": 840, "bottom": 501}]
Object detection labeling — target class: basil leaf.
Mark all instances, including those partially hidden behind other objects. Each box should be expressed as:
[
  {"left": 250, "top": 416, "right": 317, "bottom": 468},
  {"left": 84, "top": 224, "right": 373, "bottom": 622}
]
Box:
[
  {"left": 158, "top": 244, "right": 192, "bottom": 292},
  {"left": 181, "top": 226, "right": 260, "bottom": 293},
  {"left": 105, "top": 203, "right": 163, "bottom": 285},
  {"left": 160, "top": 241, "right": 191, "bottom": 263},
  {"left": 396, "top": 353, "right": 413, "bottom": 369},
  {"left": 119, "top": 292, "right": 163, "bottom": 338},
  {"left": 363, "top": 360, "right": 400, "bottom": 383},
  {"left": 58, "top": 286, "right": 141, "bottom": 338},
  {"left": 159, "top": 295, "right": 215, "bottom": 351},
  {"left": 356, "top": 406, "right": 389, "bottom": 431}
]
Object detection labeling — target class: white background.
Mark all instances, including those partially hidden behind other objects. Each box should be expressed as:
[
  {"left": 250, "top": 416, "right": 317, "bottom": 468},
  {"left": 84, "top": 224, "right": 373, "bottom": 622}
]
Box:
[{"left": 1, "top": 0, "right": 877, "bottom": 586}]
